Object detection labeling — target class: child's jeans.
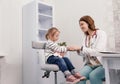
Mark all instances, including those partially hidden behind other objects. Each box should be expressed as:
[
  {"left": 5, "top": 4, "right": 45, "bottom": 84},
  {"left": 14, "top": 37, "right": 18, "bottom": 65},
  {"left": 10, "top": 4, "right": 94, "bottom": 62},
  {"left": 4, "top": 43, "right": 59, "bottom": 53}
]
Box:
[{"left": 47, "top": 55, "right": 75, "bottom": 72}]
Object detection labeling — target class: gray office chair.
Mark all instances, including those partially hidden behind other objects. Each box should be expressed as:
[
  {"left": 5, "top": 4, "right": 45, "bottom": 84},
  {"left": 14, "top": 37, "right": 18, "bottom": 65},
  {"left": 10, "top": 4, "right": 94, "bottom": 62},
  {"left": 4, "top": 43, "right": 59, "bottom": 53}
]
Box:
[{"left": 32, "top": 41, "right": 59, "bottom": 84}]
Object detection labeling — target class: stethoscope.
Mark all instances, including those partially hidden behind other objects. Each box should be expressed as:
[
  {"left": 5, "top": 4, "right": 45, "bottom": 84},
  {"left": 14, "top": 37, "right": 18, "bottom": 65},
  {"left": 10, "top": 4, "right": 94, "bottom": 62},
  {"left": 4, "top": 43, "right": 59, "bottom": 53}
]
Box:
[{"left": 85, "top": 30, "right": 97, "bottom": 48}]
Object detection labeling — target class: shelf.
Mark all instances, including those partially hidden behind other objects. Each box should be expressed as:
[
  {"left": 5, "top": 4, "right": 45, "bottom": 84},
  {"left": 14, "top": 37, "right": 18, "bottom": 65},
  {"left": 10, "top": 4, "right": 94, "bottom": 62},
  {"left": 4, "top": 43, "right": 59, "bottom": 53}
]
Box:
[
  {"left": 39, "top": 13, "right": 52, "bottom": 18},
  {"left": 38, "top": 15, "right": 53, "bottom": 29},
  {"left": 38, "top": 3, "right": 52, "bottom": 16},
  {"left": 39, "top": 28, "right": 48, "bottom": 31},
  {"left": 39, "top": 14, "right": 52, "bottom": 22}
]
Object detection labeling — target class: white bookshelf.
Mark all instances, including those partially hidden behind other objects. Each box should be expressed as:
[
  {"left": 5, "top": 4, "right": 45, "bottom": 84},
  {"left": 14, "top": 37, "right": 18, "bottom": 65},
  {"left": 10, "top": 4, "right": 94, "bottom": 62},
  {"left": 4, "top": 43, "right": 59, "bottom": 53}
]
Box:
[{"left": 22, "top": 1, "right": 55, "bottom": 84}]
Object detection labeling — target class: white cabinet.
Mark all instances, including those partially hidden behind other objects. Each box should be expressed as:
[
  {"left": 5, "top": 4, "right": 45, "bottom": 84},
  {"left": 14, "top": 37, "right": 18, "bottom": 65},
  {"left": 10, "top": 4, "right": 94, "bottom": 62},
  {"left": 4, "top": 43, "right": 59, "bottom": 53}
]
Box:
[{"left": 22, "top": 1, "right": 58, "bottom": 84}]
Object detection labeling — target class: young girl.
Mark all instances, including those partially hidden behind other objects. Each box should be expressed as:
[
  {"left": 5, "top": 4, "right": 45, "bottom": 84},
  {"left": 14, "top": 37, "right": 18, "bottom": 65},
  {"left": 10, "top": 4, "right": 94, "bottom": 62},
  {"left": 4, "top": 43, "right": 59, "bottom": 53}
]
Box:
[{"left": 45, "top": 27, "right": 86, "bottom": 83}]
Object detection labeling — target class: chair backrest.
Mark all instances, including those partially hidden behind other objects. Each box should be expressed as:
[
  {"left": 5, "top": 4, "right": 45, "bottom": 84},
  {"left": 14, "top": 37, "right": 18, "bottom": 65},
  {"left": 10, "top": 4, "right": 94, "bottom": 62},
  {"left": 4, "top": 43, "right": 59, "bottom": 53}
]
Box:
[
  {"left": 32, "top": 41, "right": 46, "bottom": 65},
  {"left": 32, "top": 41, "right": 46, "bottom": 49}
]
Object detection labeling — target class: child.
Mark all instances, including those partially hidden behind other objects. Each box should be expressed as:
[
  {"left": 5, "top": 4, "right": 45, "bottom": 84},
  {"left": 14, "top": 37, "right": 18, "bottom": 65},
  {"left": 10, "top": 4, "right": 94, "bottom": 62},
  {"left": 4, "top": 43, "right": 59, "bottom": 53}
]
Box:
[{"left": 45, "top": 27, "right": 86, "bottom": 83}]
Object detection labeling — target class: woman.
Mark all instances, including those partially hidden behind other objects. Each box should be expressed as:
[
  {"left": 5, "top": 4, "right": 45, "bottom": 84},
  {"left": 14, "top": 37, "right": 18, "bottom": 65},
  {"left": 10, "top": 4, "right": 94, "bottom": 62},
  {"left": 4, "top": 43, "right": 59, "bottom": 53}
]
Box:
[{"left": 76, "top": 15, "right": 107, "bottom": 84}]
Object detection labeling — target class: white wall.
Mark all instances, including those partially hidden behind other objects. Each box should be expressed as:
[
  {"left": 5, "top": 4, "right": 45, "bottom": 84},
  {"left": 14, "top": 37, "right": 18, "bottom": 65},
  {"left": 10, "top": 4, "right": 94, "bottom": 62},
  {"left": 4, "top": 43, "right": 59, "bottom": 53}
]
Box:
[
  {"left": 54, "top": 0, "right": 115, "bottom": 69},
  {"left": 0, "top": 0, "right": 31, "bottom": 84},
  {"left": 0, "top": 0, "right": 54, "bottom": 84}
]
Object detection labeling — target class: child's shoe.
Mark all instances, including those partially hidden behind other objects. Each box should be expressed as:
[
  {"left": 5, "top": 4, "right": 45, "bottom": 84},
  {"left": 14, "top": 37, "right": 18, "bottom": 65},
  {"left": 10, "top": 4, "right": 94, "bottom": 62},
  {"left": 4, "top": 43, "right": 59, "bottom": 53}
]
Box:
[
  {"left": 73, "top": 72, "right": 86, "bottom": 80},
  {"left": 66, "top": 75, "right": 80, "bottom": 83}
]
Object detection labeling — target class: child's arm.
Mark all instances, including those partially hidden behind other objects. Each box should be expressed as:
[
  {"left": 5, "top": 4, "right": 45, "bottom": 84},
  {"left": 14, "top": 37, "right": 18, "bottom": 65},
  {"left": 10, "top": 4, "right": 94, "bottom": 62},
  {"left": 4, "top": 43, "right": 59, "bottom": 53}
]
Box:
[
  {"left": 46, "top": 41, "right": 67, "bottom": 53},
  {"left": 47, "top": 41, "right": 81, "bottom": 54}
]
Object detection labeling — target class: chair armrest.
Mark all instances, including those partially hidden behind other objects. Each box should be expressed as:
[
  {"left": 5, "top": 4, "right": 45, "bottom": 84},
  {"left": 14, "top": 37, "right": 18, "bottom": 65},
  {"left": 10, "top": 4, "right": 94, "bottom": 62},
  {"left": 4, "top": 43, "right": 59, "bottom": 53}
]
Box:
[{"left": 32, "top": 41, "right": 46, "bottom": 49}]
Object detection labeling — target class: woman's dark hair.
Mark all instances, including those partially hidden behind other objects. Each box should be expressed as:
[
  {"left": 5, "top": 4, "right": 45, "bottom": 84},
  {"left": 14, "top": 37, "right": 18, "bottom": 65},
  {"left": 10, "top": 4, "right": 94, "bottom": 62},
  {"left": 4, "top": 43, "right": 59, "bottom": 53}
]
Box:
[{"left": 79, "top": 15, "right": 97, "bottom": 35}]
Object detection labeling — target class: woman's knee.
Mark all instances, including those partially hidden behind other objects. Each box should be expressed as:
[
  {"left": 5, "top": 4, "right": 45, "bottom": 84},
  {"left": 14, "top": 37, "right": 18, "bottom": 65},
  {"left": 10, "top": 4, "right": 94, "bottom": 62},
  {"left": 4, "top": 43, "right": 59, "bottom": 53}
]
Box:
[
  {"left": 89, "top": 66, "right": 105, "bottom": 79},
  {"left": 89, "top": 70, "right": 103, "bottom": 79},
  {"left": 80, "top": 65, "right": 92, "bottom": 77},
  {"left": 89, "top": 72, "right": 98, "bottom": 80}
]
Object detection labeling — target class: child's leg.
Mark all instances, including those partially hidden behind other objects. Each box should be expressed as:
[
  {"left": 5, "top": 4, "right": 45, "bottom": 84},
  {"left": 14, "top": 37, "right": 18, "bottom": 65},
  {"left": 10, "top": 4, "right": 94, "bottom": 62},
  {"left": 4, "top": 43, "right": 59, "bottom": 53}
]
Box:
[
  {"left": 62, "top": 57, "right": 75, "bottom": 71},
  {"left": 63, "top": 57, "right": 86, "bottom": 80},
  {"left": 47, "top": 55, "right": 70, "bottom": 74},
  {"left": 62, "top": 57, "right": 78, "bottom": 75},
  {"left": 47, "top": 55, "right": 80, "bottom": 83}
]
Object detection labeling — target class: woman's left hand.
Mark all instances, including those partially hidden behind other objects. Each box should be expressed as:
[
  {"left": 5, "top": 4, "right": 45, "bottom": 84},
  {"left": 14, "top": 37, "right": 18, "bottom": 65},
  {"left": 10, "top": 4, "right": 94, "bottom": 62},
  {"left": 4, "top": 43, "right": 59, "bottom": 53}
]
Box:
[
  {"left": 73, "top": 46, "right": 81, "bottom": 51},
  {"left": 68, "top": 46, "right": 81, "bottom": 51}
]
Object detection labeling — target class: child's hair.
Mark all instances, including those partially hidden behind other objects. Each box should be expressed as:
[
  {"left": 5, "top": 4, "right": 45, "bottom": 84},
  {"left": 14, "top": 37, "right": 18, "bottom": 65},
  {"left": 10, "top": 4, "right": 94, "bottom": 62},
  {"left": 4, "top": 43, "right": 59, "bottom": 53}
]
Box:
[{"left": 45, "top": 27, "right": 60, "bottom": 40}]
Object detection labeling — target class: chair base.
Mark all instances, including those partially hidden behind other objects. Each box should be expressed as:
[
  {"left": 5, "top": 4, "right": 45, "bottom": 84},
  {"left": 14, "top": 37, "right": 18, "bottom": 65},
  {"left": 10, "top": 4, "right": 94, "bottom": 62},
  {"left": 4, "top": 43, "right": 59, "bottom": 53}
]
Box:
[
  {"left": 54, "top": 71, "right": 58, "bottom": 84},
  {"left": 42, "top": 71, "right": 58, "bottom": 84},
  {"left": 42, "top": 71, "right": 51, "bottom": 78}
]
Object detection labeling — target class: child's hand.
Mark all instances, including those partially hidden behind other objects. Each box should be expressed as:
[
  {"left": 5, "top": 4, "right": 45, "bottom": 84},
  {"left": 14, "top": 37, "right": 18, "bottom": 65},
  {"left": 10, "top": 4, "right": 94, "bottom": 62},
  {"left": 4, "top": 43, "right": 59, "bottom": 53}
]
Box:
[{"left": 60, "top": 53, "right": 66, "bottom": 57}]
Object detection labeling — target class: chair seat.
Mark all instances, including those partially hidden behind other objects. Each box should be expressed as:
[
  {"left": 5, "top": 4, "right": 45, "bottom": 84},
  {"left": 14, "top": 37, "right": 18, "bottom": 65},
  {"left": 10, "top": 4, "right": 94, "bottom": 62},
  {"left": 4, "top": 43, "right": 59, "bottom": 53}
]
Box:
[{"left": 41, "top": 64, "right": 59, "bottom": 71}]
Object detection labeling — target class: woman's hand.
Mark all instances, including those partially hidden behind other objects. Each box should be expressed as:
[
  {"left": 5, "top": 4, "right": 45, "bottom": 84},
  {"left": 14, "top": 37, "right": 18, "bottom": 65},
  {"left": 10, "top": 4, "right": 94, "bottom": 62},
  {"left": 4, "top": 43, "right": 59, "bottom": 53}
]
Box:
[
  {"left": 67, "top": 46, "right": 75, "bottom": 51},
  {"left": 67, "top": 46, "right": 81, "bottom": 51}
]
